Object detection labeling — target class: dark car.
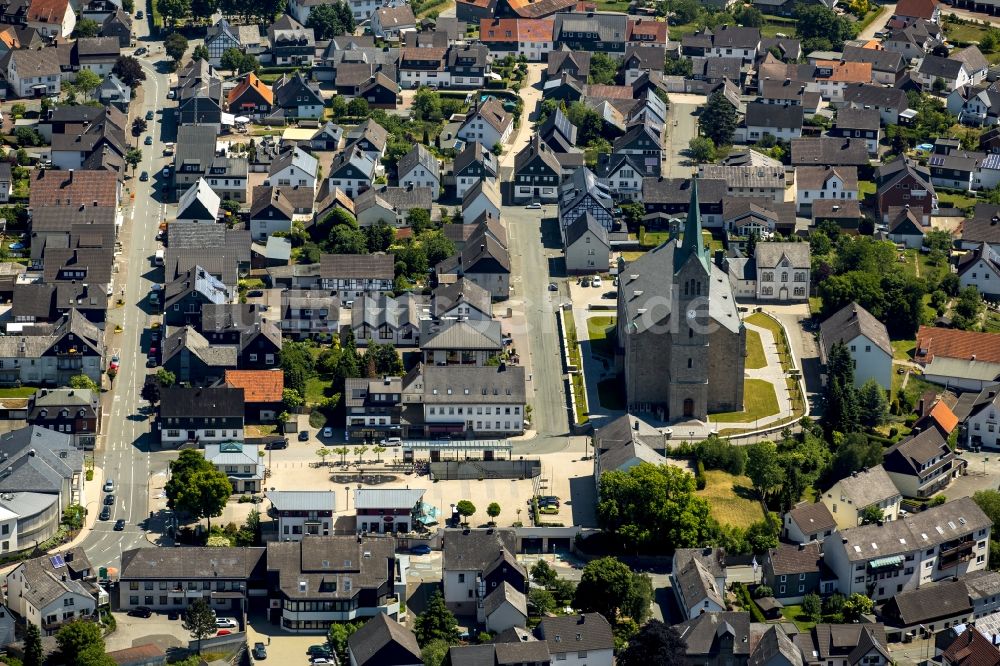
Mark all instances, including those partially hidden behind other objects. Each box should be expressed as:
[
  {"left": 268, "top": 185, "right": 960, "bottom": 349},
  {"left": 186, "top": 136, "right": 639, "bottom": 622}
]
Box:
[
  {"left": 307, "top": 646, "right": 332, "bottom": 658},
  {"left": 253, "top": 642, "right": 267, "bottom": 660},
  {"left": 167, "top": 610, "right": 179, "bottom": 620},
  {"left": 144, "top": 135, "right": 152, "bottom": 145},
  {"left": 114, "top": 519, "right": 126, "bottom": 531},
  {"left": 134, "top": 44, "right": 146, "bottom": 54},
  {"left": 139, "top": 171, "right": 148, "bottom": 181},
  {"left": 128, "top": 606, "right": 152, "bottom": 618},
  {"left": 99, "top": 506, "right": 111, "bottom": 521},
  {"left": 247, "top": 290, "right": 264, "bottom": 297},
  {"left": 410, "top": 544, "right": 432, "bottom": 555},
  {"left": 264, "top": 438, "right": 288, "bottom": 450},
  {"left": 145, "top": 110, "right": 153, "bottom": 120},
  {"left": 298, "top": 430, "right": 310, "bottom": 442},
  {"left": 104, "top": 494, "right": 115, "bottom": 505}
]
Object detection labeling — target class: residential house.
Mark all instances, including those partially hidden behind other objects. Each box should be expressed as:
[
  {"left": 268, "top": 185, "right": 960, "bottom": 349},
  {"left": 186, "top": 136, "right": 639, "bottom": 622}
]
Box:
[
  {"left": 397, "top": 144, "right": 440, "bottom": 200},
  {"left": 272, "top": 72, "right": 324, "bottom": 119},
  {"left": 436, "top": 227, "right": 511, "bottom": 300},
  {"left": 442, "top": 528, "right": 524, "bottom": 614},
  {"left": 482, "top": 582, "right": 527, "bottom": 633},
  {"left": 420, "top": 317, "right": 503, "bottom": 366},
  {"left": 790, "top": 137, "right": 870, "bottom": 168},
  {"left": 227, "top": 72, "right": 273, "bottom": 119},
  {"left": 822, "top": 496, "right": 991, "bottom": 601},
  {"left": 536, "top": 614, "right": 614, "bottom": 666},
  {"left": 267, "top": 15, "right": 315, "bottom": 67},
  {"left": 205, "top": 19, "right": 258, "bottom": 65},
  {"left": 176, "top": 59, "right": 225, "bottom": 126},
  {"left": 205, "top": 441, "right": 263, "bottom": 493},
  {"left": 457, "top": 98, "right": 514, "bottom": 151},
  {"left": 842, "top": 82, "right": 911, "bottom": 125},
  {"left": 595, "top": 152, "right": 645, "bottom": 201},
  {"left": 821, "top": 465, "right": 902, "bottom": 530},
  {"left": 320, "top": 253, "right": 394, "bottom": 303},
  {"left": 2, "top": 48, "right": 61, "bottom": 97},
  {"left": 26, "top": 0, "right": 73, "bottom": 37},
  {"left": 5, "top": 549, "right": 97, "bottom": 633},
  {"left": 359, "top": 73, "right": 399, "bottom": 109},
  {"left": 888, "top": 206, "right": 928, "bottom": 248},
  {"left": 398, "top": 47, "right": 448, "bottom": 89},
  {"left": 706, "top": 25, "right": 760, "bottom": 62},
  {"left": 26, "top": 388, "right": 98, "bottom": 450},
  {"left": 345, "top": 376, "right": 405, "bottom": 442},
  {"left": 915, "top": 46, "right": 989, "bottom": 91},
  {"left": 916, "top": 326, "right": 1000, "bottom": 390},
  {"left": 454, "top": 142, "right": 498, "bottom": 200},
  {"left": 266, "top": 536, "right": 403, "bottom": 630},
  {"left": 928, "top": 143, "right": 984, "bottom": 192},
  {"left": 611, "top": 120, "right": 663, "bottom": 176},
  {"left": 842, "top": 44, "right": 906, "bottom": 85},
  {"left": 97, "top": 73, "right": 130, "bottom": 111},
  {"left": 74, "top": 36, "right": 120, "bottom": 76},
  {"left": 819, "top": 302, "right": 893, "bottom": 390},
  {"left": 158, "top": 385, "right": 244, "bottom": 446},
  {"left": 264, "top": 146, "right": 318, "bottom": 191},
  {"left": 959, "top": 384, "right": 1000, "bottom": 450},
  {"left": 355, "top": 185, "right": 434, "bottom": 228},
  {"left": 883, "top": 21, "right": 944, "bottom": 62},
  {"left": 351, "top": 293, "right": 419, "bottom": 346},
  {"left": 558, "top": 167, "right": 613, "bottom": 233},
  {"left": 546, "top": 47, "right": 589, "bottom": 81},
  {"left": 163, "top": 266, "right": 229, "bottom": 327},
  {"left": 49, "top": 104, "right": 127, "bottom": 171},
  {"left": 795, "top": 165, "right": 859, "bottom": 215},
  {"left": 948, "top": 83, "right": 1000, "bottom": 127},
  {"left": 697, "top": 163, "right": 787, "bottom": 204},
  {"left": 875, "top": 157, "right": 936, "bottom": 223},
  {"left": 117, "top": 546, "right": 267, "bottom": 613},
  {"left": 345, "top": 119, "right": 388, "bottom": 165},
  {"left": 942, "top": 625, "right": 1000, "bottom": 665},
  {"left": 763, "top": 542, "right": 835, "bottom": 603},
  {"left": 512, "top": 135, "right": 562, "bottom": 203},
  {"left": 674, "top": 612, "right": 752, "bottom": 665},
  {"left": 811, "top": 59, "right": 872, "bottom": 101},
  {"left": 959, "top": 241, "right": 1000, "bottom": 297},
  {"left": 564, "top": 213, "right": 610, "bottom": 274},
  {"left": 327, "top": 146, "right": 377, "bottom": 198},
  {"left": 447, "top": 44, "right": 490, "bottom": 88},
  {"left": 348, "top": 613, "right": 422, "bottom": 666},
  {"left": 830, "top": 106, "right": 881, "bottom": 155},
  {"left": 249, "top": 185, "right": 314, "bottom": 242},
  {"left": 783, "top": 501, "right": 837, "bottom": 544},
  {"left": 754, "top": 241, "right": 810, "bottom": 302},
  {"left": 266, "top": 490, "right": 336, "bottom": 540},
  {"left": 101, "top": 8, "right": 132, "bottom": 48},
  {"left": 893, "top": 0, "right": 941, "bottom": 25},
  {"left": 592, "top": 414, "right": 667, "bottom": 486},
  {"left": 372, "top": 5, "right": 415, "bottom": 39},
  {"left": 176, "top": 178, "right": 221, "bottom": 223},
  {"left": 793, "top": 625, "right": 892, "bottom": 666},
  {"left": 479, "top": 17, "right": 554, "bottom": 61},
  {"left": 671, "top": 547, "right": 727, "bottom": 619},
  {"left": 884, "top": 401, "right": 964, "bottom": 498},
  {"left": 419, "top": 365, "right": 526, "bottom": 437},
  {"left": 224, "top": 369, "right": 284, "bottom": 422},
  {"left": 551, "top": 11, "right": 627, "bottom": 53},
  {"left": 462, "top": 180, "right": 502, "bottom": 224},
  {"left": 0, "top": 310, "right": 104, "bottom": 387},
  {"left": 280, "top": 289, "right": 339, "bottom": 340},
  {"left": 959, "top": 203, "right": 1000, "bottom": 251}
]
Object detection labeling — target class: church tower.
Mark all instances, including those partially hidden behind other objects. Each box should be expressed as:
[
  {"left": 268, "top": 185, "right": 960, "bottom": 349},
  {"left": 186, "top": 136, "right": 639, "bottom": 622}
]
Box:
[{"left": 669, "top": 179, "right": 711, "bottom": 421}]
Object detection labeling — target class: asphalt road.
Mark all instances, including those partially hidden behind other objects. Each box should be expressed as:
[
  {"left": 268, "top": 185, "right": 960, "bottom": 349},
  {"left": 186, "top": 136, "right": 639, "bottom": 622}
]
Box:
[{"left": 78, "top": 21, "right": 176, "bottom": 570}]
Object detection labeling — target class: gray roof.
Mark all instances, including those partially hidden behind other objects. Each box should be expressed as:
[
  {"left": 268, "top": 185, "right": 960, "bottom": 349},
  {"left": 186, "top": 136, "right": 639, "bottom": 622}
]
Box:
[
  {"left": 120, "top": 546, "right": 266, "bottom": 580},
  {"left": 888, "top": 578, "right": 972, "bottom": 625},
  {"left": 830, "top": 464, "right": 898, "bottom": 509},
  {"left": 537, "top": 613, "right": 614, "bottom": 653},
  {"left": 320, "top": 253, "right": 394, "bottom": 280},
  {"left": 269, "top": 146, "right": 318, "bottom": 179},
  {"left": 786, "top": 502, "right": 837, "bottom": 537},
  {"left": 353, "top": 488, "right": 424, "bottom": 510},
  {"left": 836, "top": 496, "right": 992, "bottom": 562},
  {"left": 553, "top": 11, "right": 626, "bottom": 43},
  {"left": 422, "top": 366, "right": 525, "bottom": 404},
  {"left": 161, "top": 326, "right": 239, "bottom": 369},
  {"left": 442, "top": 528, "right": 517, "bottom": 572},
  {"left": 176, "top": 125, "right": 219, "bottom": 174},
  {"left": 12, "top": 552, "right": 95, "bottom": 610},
  {"left": 842, "top": 83, "right": 909, "bottom": 111},
  {"left": 398, "top": 143, "right": 439, "bottom": 182},
  {"left": 750, "top": 627, "right": 803, "bottom": 666},
  {"left": 698, "top": 164, "right": 786, "bottom": 190},
  {"left": 564, "top": 212, "right": 609, "bottom": 248},
  {"left": 420, "top": 318, "right": 502, "bottom": 351},
  {"left": 676, "top": 556, "right": 725, "bottom": 610},
  {"left": 745, "top": 102, "right": 803, "bottom": 130},
  {"left": 766, "top": 542, "right": 823, "bottom": 576},
  {"left": 432, "top": 278, "right": 492, "bottom": 318},
  {"left": 754, "top": 241, "right": 810, "bottom": 270},
  {"left": 355, "top": 185, "right": 433, "bottom": 215},
  {"left": 349, "top": 614, "right": 421, "bottom": 666},
  {"left": 835, "top": 105, "right": 881, "bottom": 131},
  {"left": 675, "top": 547, "right": 726, "bottom": 579},
  {"left": 819, "top": 301, "right": 892, "bottom": 361},
  {"left": 159, "top": 385, "right": 244, "bottom": 419},
  {"left": 266, "top": 536, "right": 395, "bottom": 600},
  {"left": 267, "top": 490, "right": 336, "bottom": 512},
  {"left": 675, "top": 612, "right": 751, "bottom": 657},
  {"left": 351, "top": 292, "right": 418, "bottom": 331},
  {"left": 483, "top": 581, "right": 527, "bottom": 618},
  {"left": 790, "top": 137, "right": 870, "bottom": 166},
  {"left": 963, "top": 570, "right": 1000, "bottom": 601}
]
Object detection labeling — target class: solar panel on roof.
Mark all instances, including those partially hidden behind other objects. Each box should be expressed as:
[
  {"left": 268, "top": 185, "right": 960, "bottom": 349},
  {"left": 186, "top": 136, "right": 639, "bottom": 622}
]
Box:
[{"left": 50, "top": 554, "right": 65, "bottom": 568}]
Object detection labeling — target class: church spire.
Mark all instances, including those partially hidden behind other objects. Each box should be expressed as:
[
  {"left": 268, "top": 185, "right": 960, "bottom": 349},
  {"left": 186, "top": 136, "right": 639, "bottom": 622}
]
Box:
[{"left": 674, "top": 177, "right": 709, "bottom": 274}]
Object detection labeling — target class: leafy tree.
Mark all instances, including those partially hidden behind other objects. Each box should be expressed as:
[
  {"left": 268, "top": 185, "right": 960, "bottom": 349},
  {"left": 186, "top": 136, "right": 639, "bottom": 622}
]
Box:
[
  {"left": 316, "top": 447, "right": 331, "bottom": 465},
  {"left": 421, "top": 639, "right": 451, "bottom": 666},
  {"left": 131, "top": 117, "right": 148, "bottom": 137},
  {"left": 24, "top": 622, "right": 42, "bottom": 666},
  {"left": 414, "top": 590, "right": 460, "bottom": 646},
  {"left": 281, "top": 341, "right": 315, "bottom": 397},
  {"left": 422, "top": 231, "right": 455, "bottom": 267},
  {"left": 529, "top": 588, "right": 556, "bottom": 616},
  {"left": 164, "top": 32, "right": 189, "bottom": 62},
  {"left": 328, "top": 225, "right": 368, "bottom": 254},
  {"left": 531, "top": 560, "right": 559, "bottom": 587},
  {"left": 617, "top": 620, "right": 686, "bottom": 666},
  {"left": 551, "top": 577, "right": 577, "bottom": 606},
  {"left": 842, "top": 593, "right": 874, "bottom": 622},
  {"left": 413, "top": 87, "right": 443, "bottom": 121},
  {"left": 487, "top": 502, "right": 501, "bottom": 524},
  {"left": 190, "top": 0, "right": 217, "bottom": 19},
  {"left": 663, "top": 54, "right": 693, "bottom": 76},
  {"left": 327, "top": 621, "right": 361, "bottom": 664},
  {"left": 306, "top": 1, "right": 355, "bottom": 39},
  {"left": 329, "top": 94, "right": 348, "bottom": 118},
  {"left": 407, "top": 208, "right": 432, "bottom": 234},
  {"left": 456, "top": 499, "right": 476, "bottom": 525},
  {"left": 924, "top": 229, "right": 953, "bottom": 264},
  {"left": 191, "top": 44, "right": 210, "bottom": 62},
  {"left": 14, "top": 127, "right": 42, "bottom": 147},
  {"left": 158, "top": 0, "right": 191, "bottom": 24},
  {"left": 165, "top": 450, "right": 232, "bottom": 530},
  {"left": 588, "top": 52, "right": 619, "bottom": 85},
  {"left": 745, "top": 441, "right": 782, "bottom": 503},
  {"left": 56, "top": 621, "right": 112, "bottom": 666},
  {"left": 663, "top": 0, "right": 700, "bottom": 22},
  {"left": 125, "top": 148, "right": 143, "bottom": 173},
  {"left": 858, "top": 504, "right": 885, "bottom": 526},
  {"left": 688, "top": 136, "right": 716, "bottom": 162},
  {"left": 802, "top": 592, "right": 822, "bottom": 622},
  {"left": 73, "top": 18, "right": 101, "bottom": 37},
  {"left": 700, "top": 91, "right": 737, "bottom": 146},
  {"left": 856, "top": 378, "right": 888, "bottom": 429},
  {"left": 365, "top": 221, "right": 395, "bottom": 253},
  {"left": 974, "top": 490, "right": 1000, "bottom": 527},
  {"left": 566, "top": 101, "right": 604, "bottom": 146},
  {"left": 732, "top": 4, "right": 763, "bottom": 26},
  {"left": 347, "top": 97, "right": 369, "bottom": 117},
  {"left": 953, "top": 286, "right": 983, "bottom": 330},
  {"left": 795, "top": 3, "right": 855, "bottom": 50},
  {"left": 141, "top": 381, "right": 161, "bottom": 405},
  {"left": 575, "top": 557, "right": 652, "bottom": 624},
  {"left": 597, "top": 463, "right": 714, "bottom": 552},
  {"left": 220, "top": 48, "right": 259, "bottom": 74},
  {"left": 183, "top": 599, "right": 217, "bottom": 653},
  {"left": 72, "top": 69, "right": 102, "bottom": 100},
  {"left": 70, "top": 374, "right": 100, "bottom": 391},
  {"left": 111, "top": 56, "right": 146, "bottom": 88},
  {"left": 826, "top": 432, "right": 883, "bottom": 483},
  {"left": 282, "top": 388, "right": 304, "bottom": 411},
  {"left": 745, "top": 517, "right": 779, "bottom": 553},
  {"left": 156, "top": 368, "right": 176, "bottom": 387},
  {"left": 365, "top": 342, "right": 403, "bottom": 376}
]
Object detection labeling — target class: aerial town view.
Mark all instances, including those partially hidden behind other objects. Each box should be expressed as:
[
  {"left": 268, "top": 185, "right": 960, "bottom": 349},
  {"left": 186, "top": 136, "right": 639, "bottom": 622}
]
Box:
[{"left": 7, "top": 0, "right": 1000, "bottom": 662}]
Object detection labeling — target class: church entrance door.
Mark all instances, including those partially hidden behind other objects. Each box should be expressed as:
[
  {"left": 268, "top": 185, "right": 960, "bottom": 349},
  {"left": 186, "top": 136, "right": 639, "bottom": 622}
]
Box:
[{"left": 683, "top": 398, "right": 694, "bottom": 418}]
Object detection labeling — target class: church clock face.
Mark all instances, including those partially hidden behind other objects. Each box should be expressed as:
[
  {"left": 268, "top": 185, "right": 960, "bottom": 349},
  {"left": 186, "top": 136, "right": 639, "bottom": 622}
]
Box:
[{"left": 687, "top": 309, "right": 697, "bottom": 320}]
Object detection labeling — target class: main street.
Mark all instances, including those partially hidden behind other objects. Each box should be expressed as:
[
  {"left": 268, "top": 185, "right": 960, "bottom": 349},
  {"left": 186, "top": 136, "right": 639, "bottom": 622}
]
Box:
[{"left": 77, "top": 20, "right": 175, "bottom": 570}]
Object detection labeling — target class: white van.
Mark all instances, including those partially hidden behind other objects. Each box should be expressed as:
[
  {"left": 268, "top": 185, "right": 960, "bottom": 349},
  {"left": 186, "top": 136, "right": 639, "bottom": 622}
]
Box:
[{"left": 154, "top": 249, "right": 164, "bottom": 266}]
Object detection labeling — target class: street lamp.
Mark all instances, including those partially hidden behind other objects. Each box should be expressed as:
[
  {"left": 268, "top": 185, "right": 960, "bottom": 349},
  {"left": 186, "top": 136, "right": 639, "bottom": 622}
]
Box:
[{"left": 345, "top": 486, "right": 350, "bottom": 514}]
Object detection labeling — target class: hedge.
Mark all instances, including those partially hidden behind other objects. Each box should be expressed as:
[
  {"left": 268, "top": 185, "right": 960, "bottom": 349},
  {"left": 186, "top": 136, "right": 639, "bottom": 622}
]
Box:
[{"left": 695, "top": 460, "right": 707, "bottom": 490}]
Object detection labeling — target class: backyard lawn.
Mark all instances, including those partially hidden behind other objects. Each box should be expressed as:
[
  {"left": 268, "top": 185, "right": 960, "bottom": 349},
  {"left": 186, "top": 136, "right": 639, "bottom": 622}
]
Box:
[
  {"left": 586, "top": 316, "right": 616, "bottom": 358},
  {"left": 943, "top": 18, "right": 991, "bottom": 44},
  {"left": 305, "top": 377, "right": 336, "bottom": 405},
  {"left": 710, "top": 379, "right": 780, "bottom": 423},
  {"left": 892, "top": 339, "right": 916, "bottom": 362},
  {"left": 745, "top": 329, "right": 767, "bottom": 370},
  {"left": 937, "top": 190, "right": 978, "bottom": 212},
  {"left": 696, "top": 470, "right": 765, "bottom": 530},
  {"left": 0, "top": 387, "right": 36, "bottom": 398}
]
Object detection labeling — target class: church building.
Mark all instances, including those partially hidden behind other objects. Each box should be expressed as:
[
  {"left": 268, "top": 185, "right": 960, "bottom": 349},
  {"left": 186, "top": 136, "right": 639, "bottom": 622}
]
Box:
[{"left": 615, "top": 179, "right": 746, "bottom": 421}]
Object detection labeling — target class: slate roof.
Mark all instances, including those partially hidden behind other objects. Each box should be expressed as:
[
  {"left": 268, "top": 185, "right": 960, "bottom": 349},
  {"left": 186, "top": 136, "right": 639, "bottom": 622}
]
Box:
[
  {"left": 754, "top": 241, "right": 810, "bottom": 269},
  {"left": 961, "top": 203, "right": 1000, "bottom": 245},
  {"left": 398, "top": 143, "right": 439, "bottom": 182},
  {"left": 13, "top": 552, "right": 94, "bottom": 611},
  {"left": 676, "top": 557, "right": 725, "bottom": 610},
  {"left": 267, "top": 490, "right": 336, "bottom": 512},
  {"left": 349, "top": 613, "right": 421, "bottom": 666},
  {"left": 120, "top": 546, "right": 266, "bottom": 580},
  {"left": 750, "top": 626, "right": 803, "bottom": 666},
  {"left": 267, "top": 535, "right": 395, "bottom": 599},
  {"left": 320, "top": 253, "right": 394, "bottom": 280},
  {"left": 432, "top": 278, "right": 492, "bottom": 318},
  {"left": 422, "top": 366, "right": 525, "bottom": 404},
  {"left": 819, "top": 301, "right": 892, "bottom": 361},
  {"left": 355, "top": 185, "right": 433, "bottom": 215},
  {"left": 159, "top": 385, "right": 244, "bottom": 419},
  {"left": 767, "top": 542, "right": 823, "bottom": 576},
  {"left": 830, "top": 464, "right": 898, "bottom": 509},
  {"left": 796, "top": 165, "right": 859, "bottom": 191},
  {"left": 375, "top": 4, "right": 415, "bottom": 29},
  {"left": 786, "top": 502, "right": 837, "bottom": 537},
  {"left": 483, "top": 581, "right": 527, "bottom": 618},
  {"left": 675, "top": 612, "right": 752, "bottom": 657},
  {"left": 791, "top": 138, "right": 870, "bottom": 166},
  {"left": 442, "top": 528, "right": 517, "bottom": 571},
  {"left": 564, "top": 212, "right": 609, "bottom": 248},
  {"left": 351, "top": 292, "right": 418, "bottom": 331},
  {"left": 537, "top": 613, "right": 613, "bottom": 653},
  {"left": 887, "top": 578, "right": 973, "bottom": 625},
  {"left": 420, "top": 317, "right": 502, "bottom": 351}
]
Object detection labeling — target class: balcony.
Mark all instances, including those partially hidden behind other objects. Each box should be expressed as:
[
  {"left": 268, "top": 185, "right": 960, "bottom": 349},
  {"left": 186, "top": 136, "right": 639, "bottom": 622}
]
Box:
[{"left": 939, "top": 540, "right": 975, "bottom": 569}]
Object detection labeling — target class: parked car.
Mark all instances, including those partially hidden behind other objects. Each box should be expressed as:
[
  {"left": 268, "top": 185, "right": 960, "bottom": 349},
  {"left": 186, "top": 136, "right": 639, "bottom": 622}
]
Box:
[
  {"left": 265, "top": 438, "right": 288, "bottom": 450},
  {"left": 307, "top": 646, "right": 332, "bottom": 658},
  {"left": 216, "top": 629, "right": 231, "bottom": 637},
  {"left": 215, "top": 617, "right": 238, "bottom": 629},
  {"left": 410, "top": 544, "right": 432, "bottom": 555},
  {"left": 114, "top": 519, "right": 126, "bottom": 531},
  {"left": 161, "top": 166, "right": 170, "bottom": 177},
  {"left": 525, "top": 202, "right": 541, "bottom": 209},
  {"left": 298, "top": 430, "right": 310, "bottom": 442},
  {"left": 253, "top": 643, "right": 267, "bottom": 660},
  {"left": 592, "top": 276, "right": 602, "bottom": 288},
  {"left": 104, "top": 494, "right": 115, "bottom": 505},
  {"left": 128, "top": 606, "right": 152, "bottom": 618},
  {"left": 247, "top": 290, "right": 264, "bottom": 297},
  {"left": 380, "top": 437, "right": 401, "bottom": 446},
  {"left": 134, "top": 43, "right": 145, "bottom": 53},
  {"left": 103, "top": 479, "right": 114, "bottom": 493},
  {"left": 139, "top": 171, "right": 148, "bottom": 182},
  {"left": 145, "top": 110, "right": 153, "bottom": 120},
  {"left": 548, "top": 283, "right": 557, "bottom": 291},
  {"left": 322, "top": 427, "right": 333, "bottom": 439},
  {"left": 144, "top": 135, "right": 152, "bottom": 145},
  {"left": 109, "top": 354, "right": 120, "bottom": 371}
]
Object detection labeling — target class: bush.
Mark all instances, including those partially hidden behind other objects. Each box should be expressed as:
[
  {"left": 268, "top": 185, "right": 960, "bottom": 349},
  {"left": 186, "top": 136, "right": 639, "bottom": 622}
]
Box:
[
  {"left": 695, "top": 436, "right": 747, "bottom": 475},
  {"left": 695, "top": 460, "right": 707, "bottom": 490},
  {"left": 733, "top": 582, "right": 765, "bottom": 622},
  {"left": 85, "top": 469, "right": 94, "bottom": 481},
  {"left": 752, "top": 584, "right": 774, "bottom": 599}
]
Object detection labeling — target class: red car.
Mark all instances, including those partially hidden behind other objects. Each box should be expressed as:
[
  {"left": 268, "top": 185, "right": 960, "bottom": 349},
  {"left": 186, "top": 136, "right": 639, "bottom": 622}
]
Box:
[
  {"left": 216, "top": 629, "right": 231, "bottom": 636},
  {"left": 109, "top": 354, "right": 120, "bottom": 371}
]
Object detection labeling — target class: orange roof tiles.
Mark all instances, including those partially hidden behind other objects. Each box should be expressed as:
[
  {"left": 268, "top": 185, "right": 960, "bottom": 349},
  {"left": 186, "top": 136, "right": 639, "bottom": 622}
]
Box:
[
  {"left": 895, "top": 0, "right": 939, "bottom": 20},
  {"left": 627, "top": 18, "right": 668, "bottom": 44},
  {"left": 928, "top": 400, "right": 959, "bottom": 434},
  {"left": 479, "top": 18, "right": 553, "bottom": 42},
  {"left": 519, "top": 18, "right": 554, "bottom": 41},
  {"left": 27, "top": 0, "right": 70, "bottom": 23},
  {"left": 916, "top": 325, "right": 1000, "bottom": 365},
  {"left": 586, "top": 84, "right": 634, "bottom": 99},
  {"left": 815, "top": 60, "right": 873, "bottom": 83},
  {"left": 504, "top": 0, "right": 576, "bottom": 19},
  {"left": 29, "top": 169, "right": 118, "bottom": 208},
  {"left": 227, "top": 72, "right": 273, "bottom": 107},
  {"left": 224, "top": 369, "right": 284, "bottom": 403}
]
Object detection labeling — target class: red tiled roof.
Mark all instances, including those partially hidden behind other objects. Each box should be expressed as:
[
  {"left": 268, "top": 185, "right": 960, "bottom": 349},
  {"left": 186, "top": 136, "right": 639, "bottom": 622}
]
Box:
[
  {"left": 29, "top": 169, "right": 118, "bottom": 208},
  {"left": 928, "top": 400, "right": 959, "bottom": 434},
  {"left": 27, "top": 0, "right": 69, "bottom": 23},
  {"left": 815, "top": 60, "right": 873, "bottom": 83},
  {"left": 941, "top": 628, "right": 1000, "bottom": 666},
  {"left": 479, "top": 18, "right": 519, "bottom": 42},
  {"left": 224, "top": 369, "right": 284, "bottom": 403},
  {"left": 627, "top": 18, "right": 668, "bottom": 44},
  {"left": 504, "top": 0, "right": 576, "bottom": 19},
  {"left": 915, "top": 325, "right": 1000, "bottom": 365},
  {"left": 895, "top": 0, "right": 939, "bottom": 20}
]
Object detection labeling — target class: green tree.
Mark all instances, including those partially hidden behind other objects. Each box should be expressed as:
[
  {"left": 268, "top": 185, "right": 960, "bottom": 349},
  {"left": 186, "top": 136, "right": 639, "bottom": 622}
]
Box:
[
  {"left": 282, "top": 388, "right": 304, "bottom": 411},
  {"left": 125, "top": 147, "right": 142, "bottom": 173},
  {"left": 745, "top": 517, "right": 779, "bottom": 553},
  {"left": 856, "top": 378, "right": 888, "bottom": 429},
  {"left": 924, "top": 229, "right": 953, "bottom": 264},
  {"left": 456, "top": 499, "right": 476, "bottom": 525},
  {"left": 56, "top": 621, "right": 112, "bottom": 666},
  {"left": 414, "top": 590, "right": 460, "bottom": 646},
  {"left": 190, "top": 0, "right": 217, "bottom": 19},
  {"left": 531, "top": 559, "right": 559, "bottom": 587},
  {"left": 974, "top": 490, "right": 1000, "bottom": 527},
  {"left": 422, "top": 231, "right": 455, "bottom": 267},
  {"left": 487, "top": 502, "right": 501, "bottom": 524},
  {"left": 529, "top": 588, "right": 556, "bottom": 616},
  {"left": 662, "top": 0, "right": 700, "bottom": 22},
  {"left": 688, "top": 136, "right": 716, "bottom": 162},
  {"left": 165, "top": 450, "right": 232, "bottom": 530},
  {"left": 858, "top": 504, "right": 885, "bottom": 526},
  {"left": 413, "top": 87, "right": 443, "bottom": 121},
  {"left": 14, "top": 127, "right": 42, "bottom": 147},
  {"left": 842, "top": 593, "right": 874, "bottom": 621},
  {"left": 73, "top": 18, "right": 101, "bottom": 37},
  {"left": 700, "top": 91, "right": 737, "bottom": 146},
  {"left": 328, "top": 224, "right": 368, "bottom": 254},
  {"left": 306, "top": 1, "right": 354, "bottom": 39},
  {"left": 407, "top": 208, "right": 432, "bottom": 234},
  {"left": 156, "top": 368, "right": 176, "bottom": 387},
  {"left": 158, "top": 0, "right": 191, "bottom": 24},
  {"left": 954, "top": 286, "right": 984, "bottom": 330},
  {"left": 347, "top": 97, "right": 369, "bottom": 117},
  {"left": 802, "top": 592, "right": 822, "bottom": 622},
  {"left": 131, "top": 117, "right": 148, "bottom": 137},
  {"left": 364, "top": 221, "right": 395, "bottom": 253},
  {"left": 575, "top": 557, "right": 652, "bottom": 624},
  {"left": 281, "top": 341, "right": 316, "bottom": 397},
  {"left": 732, "top": 4, "right": 763, "bottom": 26},
  {"left": 316, "top": 447, "right": 331, "bottom": 465},
  {"left": 72, "top": 69, "right": 102, "bottom": 100},
  {"left": 183, "top": 598, "right": 217, "bottom": 653},
  {"left": 421, "top": 639, "right": 451, "bottom": 666},
  {"left": 597, "top": 463, "right": 714, "bottom": 552},
  {"left": 70, "top": 374, "right": 100, "bottom": 391},
  {"left": 164, "top": 32, "right": 189, "bottom": 62},
  {"left": 617, "top": 620, "right": 687, "bottom": 666},
  {"left": 365, "top": 342, "right": 404, "bottom": 376},
  {"left": 23, "top": 622, "right": 42, "bottom": 666},
  {"left": 327, "top": 621, "right": 361, "bottom": 663},
  {"left": 745, "top": 441, "right": 782, "bottom": 504},
  {"left": 191, "top": 44, "right": 210, "bottom": 62},
  {"left": 588, "top": 52, "right": 619, "bottom": 85},
  {"left": 566, "top": 101, "right": 604, "bottom": 146},
  {"left": 113, "top": 56, "right": 146, "bottom": 87},
  {"left": 826, "top": 432, "right": 883, "bottom": 482},
  {"left": 220, "top": 48, "right": 259, "bottom": 74},
  {"left": 795, "top": 3, "right": 855, "bottom": 50}
]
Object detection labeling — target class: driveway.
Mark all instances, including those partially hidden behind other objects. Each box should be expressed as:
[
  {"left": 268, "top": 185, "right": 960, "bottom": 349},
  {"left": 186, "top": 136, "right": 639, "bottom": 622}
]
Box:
[
  {"left": 664, "top": 94, "right": 704, "bottom": 178},
  {"left": 500, "top": 64, "right": 546, "bottom": 169},
  {"left": 857, "top": 3, "right": 895, "bottom": 40},
  {"left": 107, "top": 612, "right": 191, "bottom": 653},
  {"left": 761, "top": 302, "right": 822, "bottom": 409}
]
